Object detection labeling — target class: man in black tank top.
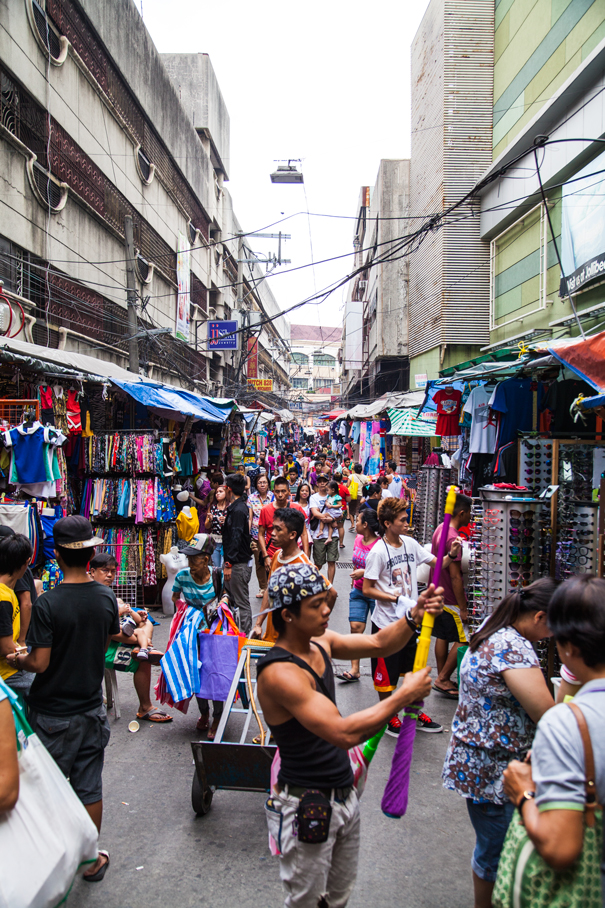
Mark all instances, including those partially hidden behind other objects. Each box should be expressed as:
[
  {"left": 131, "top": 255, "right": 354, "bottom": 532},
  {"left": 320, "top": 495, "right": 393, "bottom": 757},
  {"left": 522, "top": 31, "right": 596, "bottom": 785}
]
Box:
[{"left": 256, "top": 563, "right": 444, "bottom": 908}]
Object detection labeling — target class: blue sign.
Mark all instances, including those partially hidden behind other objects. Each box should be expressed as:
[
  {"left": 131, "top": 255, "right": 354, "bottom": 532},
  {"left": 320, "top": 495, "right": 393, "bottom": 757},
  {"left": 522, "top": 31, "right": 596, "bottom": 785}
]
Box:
[{"left": 208, "top": 320, "right": 239, "bottom": 349}]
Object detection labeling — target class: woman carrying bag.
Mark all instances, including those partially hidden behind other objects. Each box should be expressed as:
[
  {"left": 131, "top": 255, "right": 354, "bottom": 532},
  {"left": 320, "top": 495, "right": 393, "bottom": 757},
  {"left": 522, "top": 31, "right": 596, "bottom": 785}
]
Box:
[
  {"left": 205, "top": 484, "right": 227, "bottom": 569},
  {"left": 442, "top": 578, "right": 556, "bottom": 908},
  {"left": 499, "top": 574, "right": 605, "bottom": 908}
]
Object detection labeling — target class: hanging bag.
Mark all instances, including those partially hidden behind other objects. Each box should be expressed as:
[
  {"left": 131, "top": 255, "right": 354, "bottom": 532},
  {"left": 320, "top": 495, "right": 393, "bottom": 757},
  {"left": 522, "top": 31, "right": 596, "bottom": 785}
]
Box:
[
  {"left": 0, "top": 685, "right": 99, "bottom": 908},
  {"left": 493, "top": 701, "right": 603, "bottom": 908},
  {"left": 197, "top": 602, "right": 245, "bottom": 701}
]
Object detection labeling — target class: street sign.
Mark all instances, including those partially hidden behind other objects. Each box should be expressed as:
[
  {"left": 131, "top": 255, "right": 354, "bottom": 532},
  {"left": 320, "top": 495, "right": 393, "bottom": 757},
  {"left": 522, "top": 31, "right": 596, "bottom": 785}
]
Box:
[
  {"left": 290, "top": 400, "right": 303, "bottom": 410},
  {"left": 248, "top": 378, "right": 273, "bottom": 391},
  {"left": 208, "top": 320, "right": 239, "bottom": 349}
]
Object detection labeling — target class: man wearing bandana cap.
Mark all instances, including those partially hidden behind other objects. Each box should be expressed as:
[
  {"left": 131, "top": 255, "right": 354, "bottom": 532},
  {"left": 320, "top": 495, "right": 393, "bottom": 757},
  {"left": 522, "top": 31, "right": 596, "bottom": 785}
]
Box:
[{"left": 256, "top": 562, "right": 444, "bottom": 908}]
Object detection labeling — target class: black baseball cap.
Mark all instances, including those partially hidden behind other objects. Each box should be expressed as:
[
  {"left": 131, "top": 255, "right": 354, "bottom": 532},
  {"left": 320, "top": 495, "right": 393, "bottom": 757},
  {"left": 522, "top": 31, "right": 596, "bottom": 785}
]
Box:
[
  {"left": 53, "top": 515, "right": 103, "bottom": 549},
  {"left": 0, "top": 526, "right": 15, "bottom": 538}
]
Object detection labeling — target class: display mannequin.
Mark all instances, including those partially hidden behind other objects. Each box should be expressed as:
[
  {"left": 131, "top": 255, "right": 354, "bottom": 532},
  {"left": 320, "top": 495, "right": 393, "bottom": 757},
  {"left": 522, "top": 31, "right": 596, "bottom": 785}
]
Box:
[{"left": 159, "top": 545, "right": 188, "bottom": 615}]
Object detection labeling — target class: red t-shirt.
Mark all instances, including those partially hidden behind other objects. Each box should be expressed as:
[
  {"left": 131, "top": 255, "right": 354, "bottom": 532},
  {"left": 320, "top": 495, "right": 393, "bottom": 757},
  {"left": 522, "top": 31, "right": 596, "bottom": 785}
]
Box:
[
  {"left": 433, "top": 389, "right": 462, "bottom": 437},
  {"left": 258, "top": 501, "right": 307, "bottom": 556}
]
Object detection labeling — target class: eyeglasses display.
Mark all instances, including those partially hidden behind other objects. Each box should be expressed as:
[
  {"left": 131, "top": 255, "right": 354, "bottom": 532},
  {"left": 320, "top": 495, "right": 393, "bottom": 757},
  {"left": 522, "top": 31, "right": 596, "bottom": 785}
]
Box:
[
  {"left": 519, "top": 439, "right": 553, "bottom": 497},
  {"left": 412, "top": 465, "right": 454, "bottom": 545}
]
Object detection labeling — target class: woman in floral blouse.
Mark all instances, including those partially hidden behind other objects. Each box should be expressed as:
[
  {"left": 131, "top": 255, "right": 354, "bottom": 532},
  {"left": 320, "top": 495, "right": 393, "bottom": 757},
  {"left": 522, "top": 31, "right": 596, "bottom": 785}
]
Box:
[{"left": 442, "top": 578, "right": 556, "bottom": 908}]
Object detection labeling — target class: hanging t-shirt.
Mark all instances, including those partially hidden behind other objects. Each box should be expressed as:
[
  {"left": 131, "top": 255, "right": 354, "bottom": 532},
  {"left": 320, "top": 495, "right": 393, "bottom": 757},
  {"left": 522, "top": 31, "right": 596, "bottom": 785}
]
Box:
[
  {"left": 364, "top": 537, "right": 434, "bottom": 630},
  {"left": 4, "top": 422, "right": 65, "bottom": 485},
  {"left": 489, "top": 379, "right": 545, "bottom": 448},
  {"left": 463, "top": 385, "right": 499, "bottom": 454},
  {"left": 433, "top": 389, "right": 462, "bottom": 437},
  {"left": 542, "top": 379, "right": 597, "bottom": 434}
]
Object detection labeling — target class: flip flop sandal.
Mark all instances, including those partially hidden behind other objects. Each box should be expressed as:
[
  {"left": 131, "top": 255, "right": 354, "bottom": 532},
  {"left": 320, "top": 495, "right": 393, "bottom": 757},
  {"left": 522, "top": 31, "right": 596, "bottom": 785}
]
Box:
[
  {"left": 84, "top": 851, "right": 110, "bottom": 883},
  {"left": 336, "top": 671, "right": 360, "bottom": 683},
  {"left": 432, "top": 683, "right": 459, "bottom": 699},
  {"left": 196, "top": 712, "right": 209, "bottom": 732},
  {"left": 137, "top": 707, "right": 173, "bottom": 722}
]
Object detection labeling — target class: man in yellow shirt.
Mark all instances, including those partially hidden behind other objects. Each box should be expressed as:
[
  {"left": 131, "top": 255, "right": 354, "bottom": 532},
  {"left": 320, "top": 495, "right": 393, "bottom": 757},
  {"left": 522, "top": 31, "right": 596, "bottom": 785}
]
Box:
[{"left": 0, "top": 533, "right": 34, "bottom": 692}]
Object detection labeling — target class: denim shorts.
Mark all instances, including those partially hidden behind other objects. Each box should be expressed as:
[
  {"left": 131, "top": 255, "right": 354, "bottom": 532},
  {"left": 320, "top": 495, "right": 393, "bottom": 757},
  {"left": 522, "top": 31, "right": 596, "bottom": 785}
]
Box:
[
  {"left": 348, "top": 588, "right": 375, "bottom": 624},
  {"left": 466, "top": 799, "right": 515, "bottom": 881}
]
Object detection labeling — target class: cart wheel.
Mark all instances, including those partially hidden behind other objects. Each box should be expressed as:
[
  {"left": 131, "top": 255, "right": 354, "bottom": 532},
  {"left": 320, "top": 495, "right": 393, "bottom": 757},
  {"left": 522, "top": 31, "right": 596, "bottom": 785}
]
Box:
[{"left": 192, "top": 770, "right": 213, "bottom": 815}]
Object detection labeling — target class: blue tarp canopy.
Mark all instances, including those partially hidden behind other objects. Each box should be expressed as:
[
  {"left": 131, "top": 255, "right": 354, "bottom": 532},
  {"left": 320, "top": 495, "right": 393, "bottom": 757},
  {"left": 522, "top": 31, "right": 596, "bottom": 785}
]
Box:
[{"left": 112, "top": 380, "right": 233, "bottom": 423}]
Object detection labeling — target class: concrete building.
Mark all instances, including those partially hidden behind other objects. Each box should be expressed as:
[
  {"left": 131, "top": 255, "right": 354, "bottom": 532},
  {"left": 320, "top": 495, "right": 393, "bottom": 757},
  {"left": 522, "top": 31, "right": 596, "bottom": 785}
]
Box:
[
  {"left": 476, "top": 0, "right": 605, "bottom": 352},
  {"left": 0, "top": 0, "right": 289, "bottom": 396},
  {"left": 289, "top": 324, "right": 341, "bottom": 414},
  {"left": 407, "top": 0, "right": 494, "bottom": 385},
  {"left": 341, "top": 161, "right": 410, "bottom": 404}
]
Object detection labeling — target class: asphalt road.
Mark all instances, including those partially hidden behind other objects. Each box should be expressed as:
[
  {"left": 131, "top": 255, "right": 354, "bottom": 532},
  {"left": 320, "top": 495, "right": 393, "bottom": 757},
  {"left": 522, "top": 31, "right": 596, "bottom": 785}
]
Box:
[{"left": 72, "top": 527, "right": 473, "bottom": 908}]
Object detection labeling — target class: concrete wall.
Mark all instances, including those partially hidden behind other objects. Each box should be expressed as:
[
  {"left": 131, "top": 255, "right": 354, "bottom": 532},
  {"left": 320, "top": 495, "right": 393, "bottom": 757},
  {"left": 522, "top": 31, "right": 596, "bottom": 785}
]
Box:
[
  {"left": 408, "top": 0, "right": 493, "bottom": 380},
  {"left": 161, "top": 53, "right": 230, "bottom": 179},
  {"left": 493, "top": 0, "right": 605, "bottom": 158}
]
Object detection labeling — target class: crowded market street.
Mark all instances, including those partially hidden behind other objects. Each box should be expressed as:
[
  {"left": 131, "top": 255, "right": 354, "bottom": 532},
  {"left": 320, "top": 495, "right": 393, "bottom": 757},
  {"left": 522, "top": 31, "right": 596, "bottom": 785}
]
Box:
[{"left": 69, "top": 527, "right": 472, "bottom": 908}]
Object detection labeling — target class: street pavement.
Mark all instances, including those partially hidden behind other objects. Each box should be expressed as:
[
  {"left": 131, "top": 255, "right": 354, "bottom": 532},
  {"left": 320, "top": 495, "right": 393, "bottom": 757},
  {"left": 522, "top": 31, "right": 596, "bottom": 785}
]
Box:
[{"left": 72, "top": 525, "right": 473, "bottom": 908}]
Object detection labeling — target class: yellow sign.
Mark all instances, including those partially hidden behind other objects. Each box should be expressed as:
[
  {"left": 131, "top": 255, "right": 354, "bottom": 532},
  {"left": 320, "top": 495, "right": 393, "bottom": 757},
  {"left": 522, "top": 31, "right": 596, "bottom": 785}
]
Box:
[{"left": 248, "top": 378, "right": 273, "bottom": 391}]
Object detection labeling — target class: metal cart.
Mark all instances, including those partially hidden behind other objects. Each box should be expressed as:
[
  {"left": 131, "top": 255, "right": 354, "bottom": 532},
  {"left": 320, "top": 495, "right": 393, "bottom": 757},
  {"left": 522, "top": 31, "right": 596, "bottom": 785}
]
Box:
[{"left": 191, "top": 642, "right": 277, "bottom": 815}]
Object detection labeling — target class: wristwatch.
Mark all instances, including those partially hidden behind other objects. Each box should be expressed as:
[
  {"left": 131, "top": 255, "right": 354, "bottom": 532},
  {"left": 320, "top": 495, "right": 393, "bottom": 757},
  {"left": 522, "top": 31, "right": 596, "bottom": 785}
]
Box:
[
  {"left": 517, "top": 790, "right": 536, "bottom": 815},
  {"left": 404, "top": 606, "right": 421, "bottom": 633}
]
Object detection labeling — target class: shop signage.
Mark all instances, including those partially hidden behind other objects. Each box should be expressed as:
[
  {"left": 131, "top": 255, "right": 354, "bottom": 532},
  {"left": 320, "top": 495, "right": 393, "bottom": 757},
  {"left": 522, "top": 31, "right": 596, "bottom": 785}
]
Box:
[
  {"left": 175, "top": 232, "right": 190, "bottom": 342},
  {"left": 248, "top": 378, "right": 273, "bottom": 391},
  {"left": 247, "top": 336, "right": 258, "bottom": 378},
  {"left": 561, "top": 148, "right": 605, "bottom": 295},
  {"left": 415, "top": 373, "right": 428, "bottom": 389},
  {"left": 290, "top": 400, "right": 304, "bottom": 410},
  {"left": 208, "top": 320, "right": 239, "bottom": 349}
]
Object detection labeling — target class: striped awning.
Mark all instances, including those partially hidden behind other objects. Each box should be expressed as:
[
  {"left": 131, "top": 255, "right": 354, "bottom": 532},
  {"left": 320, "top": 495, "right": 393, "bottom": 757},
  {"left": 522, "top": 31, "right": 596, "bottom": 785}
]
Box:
[{"left": 388, "top": 407, "right": 436, "bottom": 437}]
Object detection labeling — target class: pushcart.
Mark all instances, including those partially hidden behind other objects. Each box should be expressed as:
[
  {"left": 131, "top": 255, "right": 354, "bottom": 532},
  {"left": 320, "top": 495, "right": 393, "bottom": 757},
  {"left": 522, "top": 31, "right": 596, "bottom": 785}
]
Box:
[{"left": 190, "top": 642, "right": 277, "bottom": 815}]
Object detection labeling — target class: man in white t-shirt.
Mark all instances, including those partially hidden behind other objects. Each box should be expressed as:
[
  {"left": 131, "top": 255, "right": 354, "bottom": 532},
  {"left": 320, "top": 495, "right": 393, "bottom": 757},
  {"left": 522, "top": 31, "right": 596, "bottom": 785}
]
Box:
[
  {"left": 363, "top": 496, "right": 461, "bottom": 737},
  {"left": 386, "top": 460, "right": 404, "bottom": 498},
  {"left": 309, "top": 474, "right": 339, "bottom": 583}
]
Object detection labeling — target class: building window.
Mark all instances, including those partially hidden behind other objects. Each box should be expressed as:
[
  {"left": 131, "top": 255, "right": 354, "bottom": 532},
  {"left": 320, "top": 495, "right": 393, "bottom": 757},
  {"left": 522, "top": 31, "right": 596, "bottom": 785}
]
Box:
[
  {"left": 292, "top": 378, "right": 308, "bottom": 389},
  {"left": 490, "top": 202, "right": 549, "bottom": 331},
  {"left": 27, "top": 0, "right": 68, "bottom": 64},
  {"left": 313, "top": 353, "right": 336, "bottom": 366},
  {"left": 134, "top": 146, "right": 155, "bottom": 185},
  {"left": 27, "top": 160, "right": 68, "bottom": 212},
  {"left": 291, "top": 352, "right": 308, "bottom": 364},
  {"left": 313, "top": 378, "right": 334, "bottom": 390}
]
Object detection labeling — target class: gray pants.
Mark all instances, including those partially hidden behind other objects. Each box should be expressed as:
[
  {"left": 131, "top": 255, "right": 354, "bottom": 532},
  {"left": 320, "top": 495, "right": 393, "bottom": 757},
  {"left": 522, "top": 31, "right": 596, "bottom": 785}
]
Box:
[
  {"left": 265, "top": 788, "right": 361, "bottom": 907},
  {"left": 225, "top": 562, "right": 252, "bottom": 635}
]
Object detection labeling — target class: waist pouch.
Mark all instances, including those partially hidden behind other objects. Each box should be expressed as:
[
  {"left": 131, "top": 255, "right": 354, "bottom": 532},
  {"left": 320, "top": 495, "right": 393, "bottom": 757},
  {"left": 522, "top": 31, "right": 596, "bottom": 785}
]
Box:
[{"left": 296, "top": 789, "right": 332, "bottom": 844}]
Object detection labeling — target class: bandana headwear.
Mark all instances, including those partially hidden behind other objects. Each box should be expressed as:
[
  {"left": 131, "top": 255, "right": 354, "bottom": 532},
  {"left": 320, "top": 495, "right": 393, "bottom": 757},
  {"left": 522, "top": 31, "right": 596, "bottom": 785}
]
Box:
[{"left": 257, "top": 563, "right": 329, "bottom": 617}]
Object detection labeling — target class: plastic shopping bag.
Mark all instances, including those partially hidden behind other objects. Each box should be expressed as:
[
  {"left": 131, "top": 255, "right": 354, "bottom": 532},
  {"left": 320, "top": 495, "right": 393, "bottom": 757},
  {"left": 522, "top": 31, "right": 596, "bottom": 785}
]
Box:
[
  {"left": 0, "top": 687, "right": 99, "bottom": 908},
  {"left": 197, "top": 603, "right": 244, "bottom": 701}
]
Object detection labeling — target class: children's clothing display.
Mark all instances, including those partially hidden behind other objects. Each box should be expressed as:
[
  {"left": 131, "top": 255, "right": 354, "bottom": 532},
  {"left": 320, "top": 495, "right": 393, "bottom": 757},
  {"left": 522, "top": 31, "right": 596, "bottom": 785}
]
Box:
[{"left": 3, "top": 422, "right": 66, "bottom": 485}]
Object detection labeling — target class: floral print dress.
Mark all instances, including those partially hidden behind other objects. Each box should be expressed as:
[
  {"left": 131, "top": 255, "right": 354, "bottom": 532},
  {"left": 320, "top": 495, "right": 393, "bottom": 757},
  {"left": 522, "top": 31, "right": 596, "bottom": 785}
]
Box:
[{"left": 442, "top": 625, "right": 540, "bottom": 804}]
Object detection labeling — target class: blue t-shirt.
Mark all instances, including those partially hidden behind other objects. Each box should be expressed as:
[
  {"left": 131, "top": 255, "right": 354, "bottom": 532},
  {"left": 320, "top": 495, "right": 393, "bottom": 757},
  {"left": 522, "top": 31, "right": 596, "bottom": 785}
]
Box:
[
  {"left": 173, "top": 570, "right": 216, "bottom": 615},
  {"left": 489, "top": 379, "right": 545, "bottom": 448}
]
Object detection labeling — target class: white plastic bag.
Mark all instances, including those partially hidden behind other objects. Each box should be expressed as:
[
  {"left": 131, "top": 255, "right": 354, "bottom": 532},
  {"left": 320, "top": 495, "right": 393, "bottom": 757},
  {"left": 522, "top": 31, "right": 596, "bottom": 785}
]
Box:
[{"left": 0, "top": 729, "right": 98, "bottom": 908}]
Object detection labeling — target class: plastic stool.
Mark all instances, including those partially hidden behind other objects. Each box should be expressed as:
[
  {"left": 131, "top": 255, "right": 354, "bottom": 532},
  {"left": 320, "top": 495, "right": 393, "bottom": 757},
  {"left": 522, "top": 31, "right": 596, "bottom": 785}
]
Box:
[{"left": 104, "top": 667, "right": 121, "bottom": 719}]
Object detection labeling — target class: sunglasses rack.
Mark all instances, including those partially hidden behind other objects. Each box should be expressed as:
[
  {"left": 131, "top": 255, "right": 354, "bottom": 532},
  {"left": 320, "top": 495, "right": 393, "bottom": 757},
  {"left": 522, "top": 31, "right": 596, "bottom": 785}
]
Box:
[
  {"left": 553, "top": 443, "right": 601, "bottom": 580},
  {"left": 466, "top": 490, "right": 545, "bottom": 631},
  {"left": 519, "top": 438, "right": 553, "bottom": 497},
  {"left": 411, "top": 466, "right": 454, "bottom": 544}
]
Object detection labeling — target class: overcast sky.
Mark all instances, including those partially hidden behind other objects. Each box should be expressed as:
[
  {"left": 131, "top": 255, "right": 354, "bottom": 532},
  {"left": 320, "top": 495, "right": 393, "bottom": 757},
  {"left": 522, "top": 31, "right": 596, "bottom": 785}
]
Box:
[{"left": 141, "top": 0, "right": 431, "bottom": 333}]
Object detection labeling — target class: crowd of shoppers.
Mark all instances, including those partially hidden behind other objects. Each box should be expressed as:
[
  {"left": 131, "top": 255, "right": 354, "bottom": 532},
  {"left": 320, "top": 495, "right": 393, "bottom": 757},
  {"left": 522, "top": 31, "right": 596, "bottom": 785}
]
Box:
[{"left": 2, "top": 442, "right": 605, "bottom": 908}]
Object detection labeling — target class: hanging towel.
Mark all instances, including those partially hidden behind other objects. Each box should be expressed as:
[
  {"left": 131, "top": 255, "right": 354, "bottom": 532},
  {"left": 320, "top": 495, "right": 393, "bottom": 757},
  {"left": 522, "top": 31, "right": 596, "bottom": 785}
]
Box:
[{"left": 160, "top": 605, "right": 206, "bottom": 705}]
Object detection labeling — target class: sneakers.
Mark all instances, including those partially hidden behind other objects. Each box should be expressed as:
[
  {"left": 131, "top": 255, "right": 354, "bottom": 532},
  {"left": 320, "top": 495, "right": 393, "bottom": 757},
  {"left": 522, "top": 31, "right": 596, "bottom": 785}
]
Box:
[
  {"left": 417, "top": 711, "right": 443, "bottom": 733},
  {"left": 385, "top": 716, "right": 403, "bottom": 737}
]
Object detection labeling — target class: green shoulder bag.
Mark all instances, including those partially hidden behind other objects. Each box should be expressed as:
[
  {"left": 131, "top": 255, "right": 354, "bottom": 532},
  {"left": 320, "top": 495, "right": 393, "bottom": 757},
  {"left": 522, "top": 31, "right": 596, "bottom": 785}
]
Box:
[{"left": 493, "top": 701, "right": 603, "bottom": 908}]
